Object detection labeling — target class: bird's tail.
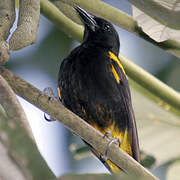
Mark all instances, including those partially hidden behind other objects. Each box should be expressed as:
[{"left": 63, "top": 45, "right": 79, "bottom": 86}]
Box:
[{"left": 83, "top": 140, "right": 122, "bottom": 173}]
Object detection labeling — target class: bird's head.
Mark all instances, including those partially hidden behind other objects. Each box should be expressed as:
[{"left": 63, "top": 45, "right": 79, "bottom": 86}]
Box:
[{"left": 75, "top": 6, "right": 120, "bottom": 55}]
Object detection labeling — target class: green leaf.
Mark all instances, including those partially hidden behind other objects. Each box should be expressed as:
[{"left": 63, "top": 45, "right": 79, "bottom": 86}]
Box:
[
  {"left": 130, "top": 0, "right": 180, "bottom": 29},
  {"left": 132, "top": 3, "right": 180, "bottom": 42},
  {"left": 130, "top": 80, "right": 180, "bottom": 167},
  {"left": 167, "top": 159, "right": 180, "bottom": 180}
]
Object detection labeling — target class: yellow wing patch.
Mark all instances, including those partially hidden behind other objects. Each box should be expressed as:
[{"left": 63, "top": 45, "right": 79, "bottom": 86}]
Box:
[
  {"left": 111, "top": 65, "right": 120, "bottom": 83},
  {"left": 57, "top": 87, "right": 62, "bottom": 100},
  {"left": 109, "top": 51, "right": 126, "bottom": 76}
]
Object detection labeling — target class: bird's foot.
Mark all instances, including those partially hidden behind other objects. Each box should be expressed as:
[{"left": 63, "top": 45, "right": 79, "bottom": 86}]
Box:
[
  {"left": 37, "top": 87, "right": 58, "bottom": 103},
  {"left": 101, "top": 131, "right": 121, "bottom": 161},
  {"left": 37, "top": 87, "right": 57, "bottom": 122}
]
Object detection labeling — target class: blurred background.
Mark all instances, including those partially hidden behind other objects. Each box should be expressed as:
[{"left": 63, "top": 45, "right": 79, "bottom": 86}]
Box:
[{"left": 6, "top": 0, "right": 180, "bottom": 179}]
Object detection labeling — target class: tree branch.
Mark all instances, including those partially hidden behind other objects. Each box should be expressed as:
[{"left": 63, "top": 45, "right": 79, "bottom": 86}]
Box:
[
  {"left": 0, "top": 0, "right": 14, "bottom": 63},
  {"left": 0, "top": 75, "right": 33, "bottom": 140},
  {"left": 0, "top": 0, "right": 15, "bottom": 40},
  {"left": 40, "top": 0, "right": 83, "bottom": 42},
  {"left": 0, "top": 74, "right": 55, "bottom": 180},
  {"left": 59, "top": 173, "right": 143, "bottom": 180},
  {"left": 40, "top": 0, "right": 180, "bottom": 58},
  {"left": 0, "top": 66, "right": 158, "bottom": 180},
  {"left": 9, "top": 0, "right": 40, "bottom": 50},
  {"left": 0, "top": 40, "right": 10, "bottom": 64},
  {"left": 0, "top": 109, "right": 26, "bottom": 180},
  {"left": 119, "top": 54, "right": 180, "bottom": 110}
]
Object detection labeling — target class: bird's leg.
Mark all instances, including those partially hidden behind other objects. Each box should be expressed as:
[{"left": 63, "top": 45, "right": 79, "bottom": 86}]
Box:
[
  {"left": 101, "top": 130, "right": 121, "bottom": 161},
  {"left": 37, "top": 87, "right": 57, "bottom": 122},
  {"left": 43, "top": 113, "right": 56, "bottom": 122},
  {"left": 37, "top": 87, "right": 58, "bottom": 102}
]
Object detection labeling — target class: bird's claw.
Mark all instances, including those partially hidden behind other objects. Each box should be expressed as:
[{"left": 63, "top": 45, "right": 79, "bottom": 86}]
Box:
[
  {"left": 37, "top": 87, "right": 58, "bottom": 103},
  {"left": 44, "top": 113, "right": 56, "bottom": 122},
  {"left": 37, "top": 87, "right": 57, "bottom": 122},
  {"left": 101, "top": 131, "right": 121, "bottom": 161},
  {"left": 103, "top": 130, "right": 113, "bottom": 140}
]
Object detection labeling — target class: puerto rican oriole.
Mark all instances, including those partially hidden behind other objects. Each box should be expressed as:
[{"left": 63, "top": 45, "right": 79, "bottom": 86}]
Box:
[{"left": 57, "top": 6, "right": 140, "bottom": 173}]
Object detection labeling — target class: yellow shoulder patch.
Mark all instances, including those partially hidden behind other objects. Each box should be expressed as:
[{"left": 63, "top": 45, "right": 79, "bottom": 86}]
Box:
[
  {"left": 111, "top": 64, "right": 120, "bottom": 83},
  {"left": 109, "top": 51, "right": 126, "bottom": 76},
  {"left": 57, "top": 87, "right": 62, "bottom": 99}
]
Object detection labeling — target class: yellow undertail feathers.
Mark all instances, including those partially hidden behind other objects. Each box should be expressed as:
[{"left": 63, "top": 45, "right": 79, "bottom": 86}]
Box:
[{"left": 92, "top": 123, "right": 132, "bottom": 173}]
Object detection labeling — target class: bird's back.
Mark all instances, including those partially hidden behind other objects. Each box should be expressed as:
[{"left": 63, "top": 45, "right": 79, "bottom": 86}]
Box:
[{"left": 58, "top": 44, "right": 140, "bottom": 173}]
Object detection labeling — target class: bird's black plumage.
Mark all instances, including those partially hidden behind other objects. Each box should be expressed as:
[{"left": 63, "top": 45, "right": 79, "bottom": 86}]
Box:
[{"left": 58, "top": 6, "right": 140, "bottom": 173}]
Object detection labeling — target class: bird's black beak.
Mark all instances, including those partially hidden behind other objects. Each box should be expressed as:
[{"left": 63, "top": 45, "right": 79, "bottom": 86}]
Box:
[{"left": 75, "top": 6, "right": 97, "bottom": 32}]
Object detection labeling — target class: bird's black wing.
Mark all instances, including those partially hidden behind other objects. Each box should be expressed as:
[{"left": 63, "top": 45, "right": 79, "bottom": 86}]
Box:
[
  {"left": 58, "top": 47, "right": 140, "bottom": 173},
  {"left": 108, "top": 51, "right": 140, "bottom": 162}
]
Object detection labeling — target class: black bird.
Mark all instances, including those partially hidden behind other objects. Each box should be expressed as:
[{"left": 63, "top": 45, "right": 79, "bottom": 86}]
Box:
[{"left": 58, "top": 6, "right": 140, "bottom": 173}]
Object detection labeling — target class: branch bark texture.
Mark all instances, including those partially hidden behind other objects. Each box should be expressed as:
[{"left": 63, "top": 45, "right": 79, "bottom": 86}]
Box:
[
  {"left": 9, "top": 0, "right": 40, "bottom": 50},
  {"left": 0, "top": 73, "right": 55, "bottom": 180},
  {"left": 0, "top": 66, "right": 158, "bottom": 180},
  {"left": 40, "top": 0, "right": 83, "bottom": 42},
  {"left": 0, "top": 0, "right": 14, "bottom": 63},
  {"left": 0, "top": 75, "right": 34, "bottom": 139},
  {"left": 0, "top": 139, "right": 26, "bottom": 180}
]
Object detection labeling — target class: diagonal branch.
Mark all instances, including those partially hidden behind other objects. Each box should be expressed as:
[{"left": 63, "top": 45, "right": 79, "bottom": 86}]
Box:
[
  {"left": 118, "top": 54, "right": 180, "bottom": 110},
  {"left": 0, "top": 66, "right": 158, "bottom": 180},
  {"left": 0, "top": 73, "right": 56, "bottom": 179},
  {"left": 0, "top": 74, "right": 33, "bottom": 139},
  {"left": 0, "top": 109, "right": 26, "bottom": 180},
  {"left": 40, "top": 0, "right": 83, "bottom": 42}
]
